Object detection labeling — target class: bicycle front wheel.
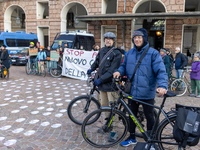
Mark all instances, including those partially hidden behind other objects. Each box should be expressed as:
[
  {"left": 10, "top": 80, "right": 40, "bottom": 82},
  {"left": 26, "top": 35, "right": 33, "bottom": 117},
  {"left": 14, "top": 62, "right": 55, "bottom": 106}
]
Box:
[
  {"left": 170, "top": 79, "right": 187, "bottom": 96},
  {"left": 50, "top": 65, "right": 62, "bottom": 78},
  {"left": 67, "top": 96, "right": 100, "bottom": 125},
  {"left": 25, "top": 61, "right": 31, "bottom": 75},
  {"left": 81, "top": 108, "right": 128, "bottom": 148}
]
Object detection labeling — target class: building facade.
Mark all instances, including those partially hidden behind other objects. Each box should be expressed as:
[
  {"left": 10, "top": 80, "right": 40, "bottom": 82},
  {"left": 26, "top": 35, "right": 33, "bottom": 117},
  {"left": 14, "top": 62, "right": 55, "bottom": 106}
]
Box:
[{"left": 0, "top": 0, "right": 200, "bottom": 56}]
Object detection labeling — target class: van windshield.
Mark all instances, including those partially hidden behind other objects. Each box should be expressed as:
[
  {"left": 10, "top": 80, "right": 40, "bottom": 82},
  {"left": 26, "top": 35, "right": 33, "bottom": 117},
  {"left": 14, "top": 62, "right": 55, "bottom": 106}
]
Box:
[
  {"left": 52, "top": 40, "right": 74, "bottom": 49},
  {"left": 0, "top": 40, "right": 4, "bottom": 46}
]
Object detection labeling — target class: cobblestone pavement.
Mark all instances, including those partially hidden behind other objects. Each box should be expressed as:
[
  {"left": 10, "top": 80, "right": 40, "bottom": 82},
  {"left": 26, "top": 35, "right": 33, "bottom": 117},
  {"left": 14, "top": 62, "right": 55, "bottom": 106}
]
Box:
[{"left": 0, "top": 66, "right": 199, "bottom": 150}]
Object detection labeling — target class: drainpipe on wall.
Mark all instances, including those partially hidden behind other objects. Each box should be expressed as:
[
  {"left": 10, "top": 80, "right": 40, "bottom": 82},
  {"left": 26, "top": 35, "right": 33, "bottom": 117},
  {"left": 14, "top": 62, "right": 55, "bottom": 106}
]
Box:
[{"left": 123, "top": 0, "right": 126, "bottom": 50}]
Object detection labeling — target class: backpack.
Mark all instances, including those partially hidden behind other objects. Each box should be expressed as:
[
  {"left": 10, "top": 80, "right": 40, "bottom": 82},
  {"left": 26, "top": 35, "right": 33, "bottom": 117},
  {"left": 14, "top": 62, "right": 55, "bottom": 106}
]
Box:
[
  {"left": 182, "top": 54, "right": 188, "bottom": 67},
  {"left": 173, "top": 104, "right": 200, "bottom": 148}
]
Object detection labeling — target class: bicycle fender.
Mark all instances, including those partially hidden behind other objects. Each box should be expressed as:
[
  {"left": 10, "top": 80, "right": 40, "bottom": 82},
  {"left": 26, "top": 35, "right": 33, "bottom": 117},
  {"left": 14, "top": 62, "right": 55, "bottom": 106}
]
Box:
[{"left": 99, "top": 106, "right": 112, "bottom": 110}]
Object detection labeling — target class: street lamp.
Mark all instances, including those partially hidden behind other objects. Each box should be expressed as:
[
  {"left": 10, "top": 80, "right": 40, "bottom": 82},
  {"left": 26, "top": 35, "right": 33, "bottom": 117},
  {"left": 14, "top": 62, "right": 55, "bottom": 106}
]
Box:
[{"left": 16, "top": 8, "right": 20, "bottom": 25}]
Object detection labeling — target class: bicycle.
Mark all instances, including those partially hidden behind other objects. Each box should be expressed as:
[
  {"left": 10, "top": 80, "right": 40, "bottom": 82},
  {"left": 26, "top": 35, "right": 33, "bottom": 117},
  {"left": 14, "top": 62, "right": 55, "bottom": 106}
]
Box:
[
  {"left": 170, "top": 69, "right": 191, "bottom": 96},
  {"left": 81, "top": 78, "right": 192, "bottom": 149},
  {"left": 25, "top": 57, "right": 32, "bottom": 75},
  {"left": 0, "top": 63, "right": 9, "bottom": 80},
  {"left": 50, "top": 57, "right": 62, "bottom": 78},
  {"left": 67, "top": 74, "right": 101, "bottom": 125},
  {"left": 67, "top": 74, "right": 158, "bottom": 130},
  {"left": 31, "top": 59, "right": 46, "bottom": 77}
]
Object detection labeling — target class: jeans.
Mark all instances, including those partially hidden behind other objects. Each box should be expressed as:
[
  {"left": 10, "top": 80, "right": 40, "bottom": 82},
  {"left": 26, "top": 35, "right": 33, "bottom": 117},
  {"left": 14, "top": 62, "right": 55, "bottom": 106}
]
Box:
[
  {"left": 30, "top": 59, "right": 35, "bottom": 69},
  {"left": 175, "top": 69, "right": 183, "bottom": 79},
  {"left": 51, "top": 61, "right": 57, "bottom": 68},
  {"left": 46, "top": 61, "right": 51, "bottom": 73}
]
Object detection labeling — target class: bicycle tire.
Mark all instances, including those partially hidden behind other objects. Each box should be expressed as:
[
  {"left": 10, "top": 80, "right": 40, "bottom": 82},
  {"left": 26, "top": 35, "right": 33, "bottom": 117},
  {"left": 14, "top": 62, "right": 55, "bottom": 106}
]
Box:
[
  {"left": 50, "top": 65, "right": 62, "bottom": 78},
  {"left": 6, "top": 70, "right": 9, "bottom": 80},
  {"left": 25, "top": 62, "right": 31, "bottom": 75},
  {"left": 67, "top": 95, "right": 101, "bottom": 125},
  {"left": 170, "top": 79, "right": 187, "bottom": 96},
  {"left": 156, "top": 115, "right": 178, "bottom": 150},
  {"left": 81, "top": 108, "right": 128, "bottom": 148},
  {"left": 135, "top": 107, "right": 159, "bottom": 138},
  {"left": 40, "top": 64, "right": 46, "bottom": 77}
]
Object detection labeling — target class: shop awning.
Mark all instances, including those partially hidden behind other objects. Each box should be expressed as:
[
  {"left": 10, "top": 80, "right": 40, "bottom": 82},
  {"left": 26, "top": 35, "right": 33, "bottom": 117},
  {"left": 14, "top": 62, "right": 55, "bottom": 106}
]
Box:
[{"left": 77, "top": 12, "right": 200, "bottom": 22}]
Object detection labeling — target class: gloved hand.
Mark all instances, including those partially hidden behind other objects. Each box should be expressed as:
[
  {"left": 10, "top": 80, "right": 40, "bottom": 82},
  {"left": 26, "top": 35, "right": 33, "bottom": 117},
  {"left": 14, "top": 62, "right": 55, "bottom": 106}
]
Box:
[
  {"left": 94, "top": 79, "right": 101, "bottom": 86},
  {"left": 87, "top": 69, "right": 92, "bottom": 74}
]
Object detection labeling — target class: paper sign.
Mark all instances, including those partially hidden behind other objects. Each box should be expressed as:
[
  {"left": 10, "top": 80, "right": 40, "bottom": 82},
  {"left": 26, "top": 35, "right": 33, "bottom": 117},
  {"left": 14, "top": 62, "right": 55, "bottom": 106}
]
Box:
[
  {"left": 29, "top": 48, "right": 38, "bottom": 56},
  {"left": 50, "top": 51, "right": 59, "bottom": 61}
]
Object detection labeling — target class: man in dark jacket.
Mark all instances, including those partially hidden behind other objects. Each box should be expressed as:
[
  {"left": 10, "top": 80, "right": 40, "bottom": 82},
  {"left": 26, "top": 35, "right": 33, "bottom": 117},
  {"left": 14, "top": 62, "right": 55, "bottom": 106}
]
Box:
[
  {"left": 87, "top": 32, "right": 123, "bottom": 142},
  {"left": 113, "top": 28, "right": 168, "bottom": 147},
  {"left": 175, "top": 47, "right": 187, "bottom": 79}
]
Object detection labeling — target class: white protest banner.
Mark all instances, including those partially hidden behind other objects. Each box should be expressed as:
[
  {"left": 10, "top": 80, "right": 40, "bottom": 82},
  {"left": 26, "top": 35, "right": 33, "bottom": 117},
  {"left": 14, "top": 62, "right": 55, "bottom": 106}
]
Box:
[{"left": 62, "top": 48, "right": 98, "bottom": 80}]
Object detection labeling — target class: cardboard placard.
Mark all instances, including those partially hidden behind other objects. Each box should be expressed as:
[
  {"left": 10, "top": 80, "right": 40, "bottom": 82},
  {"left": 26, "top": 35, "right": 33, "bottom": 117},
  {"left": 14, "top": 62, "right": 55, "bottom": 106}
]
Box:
[
  {"left": 29, "top": 48, "right": 38, "bottom": 56},
  {"left": 50, "top": 51, "right": 59, "bottom": 61}
]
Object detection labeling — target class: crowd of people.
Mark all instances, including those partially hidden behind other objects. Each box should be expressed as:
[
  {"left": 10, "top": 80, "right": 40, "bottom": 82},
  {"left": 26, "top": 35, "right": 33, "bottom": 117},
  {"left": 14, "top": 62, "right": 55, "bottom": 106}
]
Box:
[{"left": 87, "top": 28, "right": 200, "bottom": 147}]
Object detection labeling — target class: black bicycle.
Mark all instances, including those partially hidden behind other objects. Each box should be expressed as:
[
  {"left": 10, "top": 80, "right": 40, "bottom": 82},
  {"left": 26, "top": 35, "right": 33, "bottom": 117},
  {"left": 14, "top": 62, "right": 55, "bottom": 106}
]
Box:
[
  {"left": 81, "top": 78, "right": 193, "bottom": 149},
  {"left": 67, "top": 74, "right": 101, "bottom": 125},
  {"left": 68, "top": 74, "right": 159, "bottom": 134}
]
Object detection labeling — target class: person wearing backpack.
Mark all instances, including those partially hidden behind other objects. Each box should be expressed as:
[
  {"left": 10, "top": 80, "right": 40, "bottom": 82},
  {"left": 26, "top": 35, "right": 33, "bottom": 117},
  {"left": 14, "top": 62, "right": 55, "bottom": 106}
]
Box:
[
  {"left": 175, "top": 47, "right": 188, "bottom": 79},
  {"left": 189, "top": 52, "right": 200, "bottom": 98}
]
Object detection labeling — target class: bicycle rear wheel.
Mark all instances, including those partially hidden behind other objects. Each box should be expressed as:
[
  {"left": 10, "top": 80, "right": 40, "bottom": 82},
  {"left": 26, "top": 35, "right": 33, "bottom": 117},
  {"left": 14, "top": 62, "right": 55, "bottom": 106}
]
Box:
[
  {"left": 40, "top": 64, "right": 46, "bottom": 77},
  {"left": 31, "top": 63, "right": 37, "bottom": 75},
  {"left": 50, "top": 65, "right": 62, "bottom": 78},
  {"left": 170, "top": 79, "right": 187, "bottom": 96},
  {"left": 67, "top": 96, "right": 100, "bottom": 125},
  {"left": 81, "top": 108, "right": 128, "bottom": 148},
  {"left": 156, "top": 115, "right": 200, "bottom": 150}
]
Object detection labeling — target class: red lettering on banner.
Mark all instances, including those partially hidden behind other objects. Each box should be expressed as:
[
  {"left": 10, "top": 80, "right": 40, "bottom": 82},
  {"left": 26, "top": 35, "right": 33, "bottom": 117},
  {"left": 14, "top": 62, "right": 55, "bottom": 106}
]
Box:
[
  {"left": 66, "top": 49, "right": 85, "bottom": 56},
  {"left": 92, "top": 52, "right": 98, "bottom": 58},
  {"left": 80, "top": 51, "right": 84, "bottom": 56}
]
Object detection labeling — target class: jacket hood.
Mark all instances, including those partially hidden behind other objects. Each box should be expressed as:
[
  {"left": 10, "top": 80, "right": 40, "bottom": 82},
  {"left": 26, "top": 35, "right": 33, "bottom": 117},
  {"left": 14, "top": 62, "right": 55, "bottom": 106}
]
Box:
[{"left": 132, "top": 28, "right": 148, "bottom": 48}]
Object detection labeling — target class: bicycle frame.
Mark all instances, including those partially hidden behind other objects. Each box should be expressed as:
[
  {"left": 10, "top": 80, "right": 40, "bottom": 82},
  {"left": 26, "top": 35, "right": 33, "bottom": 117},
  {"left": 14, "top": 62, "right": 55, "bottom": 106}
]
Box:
[
  {"left": 103, "top": 82, "right": 178, "bottom": 145},
  {"left": 84, "top": 77, "right": 100, "bottom": 113}
]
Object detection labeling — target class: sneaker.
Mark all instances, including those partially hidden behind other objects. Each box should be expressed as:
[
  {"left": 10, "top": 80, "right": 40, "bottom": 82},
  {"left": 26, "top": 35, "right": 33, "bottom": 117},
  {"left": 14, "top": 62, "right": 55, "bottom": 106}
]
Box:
[
  {"left": 196, "top": 95, "right": 200, "bottom": 98},
  {"left": 189, "top": 94, "right": 196, "bottom": 97},
  {"left": 120, "top": 136, "right": 137, "bottom": 146},
  {"left": 108, "top": 132, "right": 118, "bottom": 142}
]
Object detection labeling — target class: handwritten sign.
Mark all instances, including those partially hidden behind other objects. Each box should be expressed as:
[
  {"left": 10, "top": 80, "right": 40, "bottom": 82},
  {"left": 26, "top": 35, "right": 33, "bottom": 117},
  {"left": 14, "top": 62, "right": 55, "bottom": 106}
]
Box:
[
  {"left": 62, "top": 48, "right": 98, "bottom": 80},
  {"left": 50, "top": 51, "right": 59, "bottom": 61},
  {"left": 29, "top": 48, "right": 38, "bottom": 56}
]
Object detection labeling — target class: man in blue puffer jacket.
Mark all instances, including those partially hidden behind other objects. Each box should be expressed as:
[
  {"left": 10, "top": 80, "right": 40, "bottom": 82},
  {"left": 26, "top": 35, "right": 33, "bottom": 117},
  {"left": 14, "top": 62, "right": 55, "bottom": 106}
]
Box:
[{"left": 113, "top": 28, "right": 168, "bottom": 147}]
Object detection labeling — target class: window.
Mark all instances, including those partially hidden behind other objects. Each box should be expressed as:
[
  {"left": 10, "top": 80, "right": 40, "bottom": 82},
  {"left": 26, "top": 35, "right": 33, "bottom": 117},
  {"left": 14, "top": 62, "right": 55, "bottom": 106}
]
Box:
[
  {"left": 67, "top": 12, "right": 74, "bottom": 28},
  {"left": 6, "top": 39, "right": 16, "bottom": 47},
  {"left": 76, "top": 35, "right": 95, "bottom": 51},
  {"left": 16, "top": 39, "right": 30, "bottom": 47},
  {"left": 185, "top": 0, "right": 200, "bottom": 12},
  {"left": 37, "top": 2, "right": 49, "bottom": 19},
  {"left": 0, "top": 40, "right": 4, "bottom": 47}
]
